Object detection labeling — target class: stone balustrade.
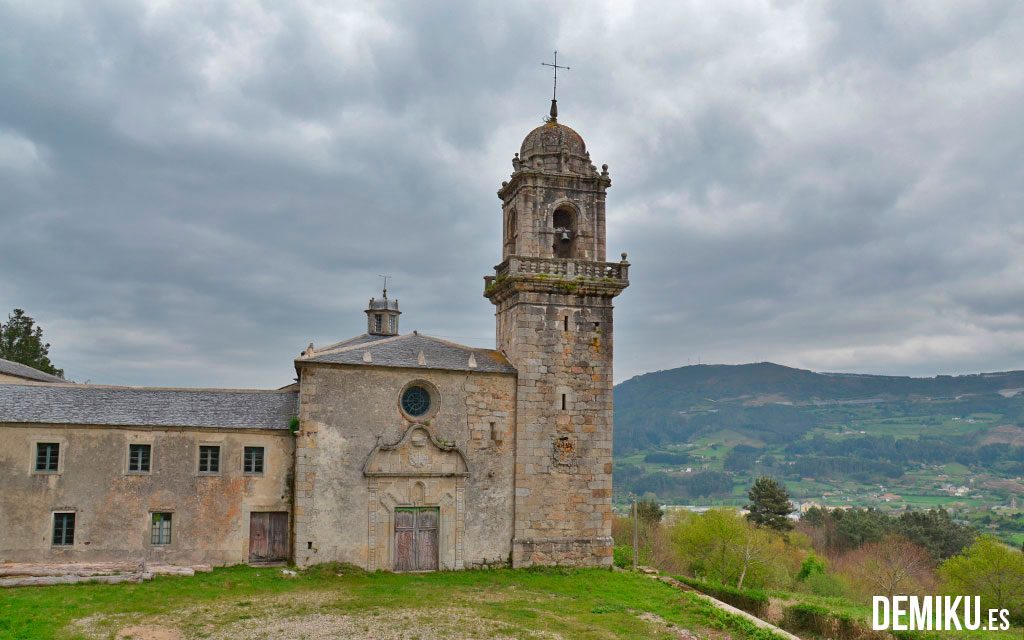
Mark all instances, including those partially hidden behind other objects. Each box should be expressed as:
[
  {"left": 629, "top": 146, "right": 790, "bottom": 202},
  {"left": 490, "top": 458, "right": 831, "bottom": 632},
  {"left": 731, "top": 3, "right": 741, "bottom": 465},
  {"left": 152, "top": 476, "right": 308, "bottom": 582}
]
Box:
[{"left": 489, "top": 254, "right": 630, "bottom": 284}]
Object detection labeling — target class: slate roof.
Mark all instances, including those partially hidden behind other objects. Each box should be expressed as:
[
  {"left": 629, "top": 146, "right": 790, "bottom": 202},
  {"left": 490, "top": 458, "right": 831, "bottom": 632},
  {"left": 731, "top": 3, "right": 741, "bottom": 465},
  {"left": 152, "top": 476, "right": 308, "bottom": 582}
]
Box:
[
  {"left": 0, "top": 358, "right": 67, "bottom": 383},
  {"left": 301, "top": 332, "right": 516, "bottom": 374},
  {"left": 0, "top": 383, "right": 298, "bottom": 429}
]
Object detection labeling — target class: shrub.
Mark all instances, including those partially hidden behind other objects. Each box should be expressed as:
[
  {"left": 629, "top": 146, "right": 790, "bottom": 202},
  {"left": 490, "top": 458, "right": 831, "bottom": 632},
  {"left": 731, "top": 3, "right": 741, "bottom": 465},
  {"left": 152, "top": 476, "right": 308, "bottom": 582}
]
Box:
[
  {"left": 801, "top": 571, "right": 849, "bottom": 599},
  {"left": 781, "top": 603, "right": 880, "bottom": 640},
  {"left": 676, "top": 576, "right": 769, "bottom": 618},
  {"left": 613, "top": 545, "right": 632, "bottom": 569},
  {"left": 796, "top": 554, "right": 826, "bottom": 581}
]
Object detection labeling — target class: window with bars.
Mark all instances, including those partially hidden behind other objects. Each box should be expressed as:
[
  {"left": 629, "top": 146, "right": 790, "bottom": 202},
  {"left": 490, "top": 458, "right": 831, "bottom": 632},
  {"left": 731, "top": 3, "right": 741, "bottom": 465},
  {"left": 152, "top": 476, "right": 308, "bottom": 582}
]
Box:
[
  {"left": 128, "top": 444, "right": 151, "bottom": 472},
  {"left": 243, "top": 446, "right": 264, "bottom": 474},
  {"left": 35, "top": 442, "right": 60, "bottom": 472},
  {"left": 52, "top": 512, "right": 75, "bottom": 546},
  {"left": 198, "top": 445, "right": 220, "bottom": 474},
  {"left": 150, "top": 512, "right": 172, "bottom": 545}
]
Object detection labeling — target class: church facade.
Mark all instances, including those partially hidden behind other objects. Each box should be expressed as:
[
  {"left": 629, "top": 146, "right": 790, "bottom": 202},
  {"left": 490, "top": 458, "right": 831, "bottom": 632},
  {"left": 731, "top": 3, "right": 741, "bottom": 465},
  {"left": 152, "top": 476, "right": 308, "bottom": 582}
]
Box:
[{"left": 0, "top": 109, "right": 630, "bottom": 571}]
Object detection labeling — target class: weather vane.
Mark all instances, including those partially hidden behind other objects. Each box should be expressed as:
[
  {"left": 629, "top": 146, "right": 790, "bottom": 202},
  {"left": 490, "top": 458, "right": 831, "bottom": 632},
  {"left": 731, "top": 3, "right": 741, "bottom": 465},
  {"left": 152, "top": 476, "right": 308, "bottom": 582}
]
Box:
[
  {"left": 379, "top": 274, "right": 390, "bottom": 298},
  {"left": 541, "top": 50, "right": 569, "bottom": 120}
]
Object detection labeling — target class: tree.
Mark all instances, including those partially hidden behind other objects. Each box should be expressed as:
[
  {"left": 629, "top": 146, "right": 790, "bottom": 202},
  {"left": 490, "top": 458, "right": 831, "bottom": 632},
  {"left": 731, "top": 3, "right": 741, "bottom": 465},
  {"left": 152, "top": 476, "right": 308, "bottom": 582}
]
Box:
[
  {"left": 0, "top": 309, "right": 63, "bottom": 378},
  {"left": 939, "top": 536, "right": 1024, "bottom": 623},
  {"left": 746, "top": 476, "right": 795, "bottom": 531},
  {"left": 637, "top": 497, "right": 664, "bottom": 525},
  {"left": 671, "top": 508, "right": 793, "bottom": 589},
  {"left": 836, "top": 536, "right": 936, "bottom": 601},
  {"left": 895, "top": 509, "right": 976, "bottom": 559}
]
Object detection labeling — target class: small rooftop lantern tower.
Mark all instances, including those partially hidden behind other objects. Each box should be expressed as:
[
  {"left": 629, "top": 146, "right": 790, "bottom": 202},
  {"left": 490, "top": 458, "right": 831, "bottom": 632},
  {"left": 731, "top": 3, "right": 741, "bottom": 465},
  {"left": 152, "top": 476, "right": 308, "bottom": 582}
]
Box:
[{"left": 366, "top": 276, "right": 400, "bottom": 336}]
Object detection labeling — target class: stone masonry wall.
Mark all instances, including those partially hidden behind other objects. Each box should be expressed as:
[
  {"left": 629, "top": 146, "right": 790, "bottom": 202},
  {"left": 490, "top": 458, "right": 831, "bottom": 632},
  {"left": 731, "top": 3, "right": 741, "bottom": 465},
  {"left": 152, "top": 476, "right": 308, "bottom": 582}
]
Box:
[
  {"left": 293, "top": 365, "right": 516, "bottom": 569},
  {"left": 496, "top": 291, "right": 616, "bottom": 567}
]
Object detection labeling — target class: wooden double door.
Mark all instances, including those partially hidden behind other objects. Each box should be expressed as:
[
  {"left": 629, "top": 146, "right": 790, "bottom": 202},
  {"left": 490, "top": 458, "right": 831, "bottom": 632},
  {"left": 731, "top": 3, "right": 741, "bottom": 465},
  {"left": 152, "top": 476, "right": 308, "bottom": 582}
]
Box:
[
  {"left": 394, "top": 507, "right": 439, "bottom": 571},
  {"left": 249, "top": 511, "right": 288, "bottom": 563}
]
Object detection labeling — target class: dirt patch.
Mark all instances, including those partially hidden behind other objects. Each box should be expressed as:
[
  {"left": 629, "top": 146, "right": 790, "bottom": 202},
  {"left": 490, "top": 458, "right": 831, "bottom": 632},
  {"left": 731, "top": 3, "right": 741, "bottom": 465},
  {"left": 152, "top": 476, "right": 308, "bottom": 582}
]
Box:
[
  {"left": 638, "top": 612, "right": 700, "bottom": 640},
  {"left": 76, "top": 607, "right": 563, "bottom": 640},
  {"left": 116, "top": 626, "right": 183, "bottom": 640}
]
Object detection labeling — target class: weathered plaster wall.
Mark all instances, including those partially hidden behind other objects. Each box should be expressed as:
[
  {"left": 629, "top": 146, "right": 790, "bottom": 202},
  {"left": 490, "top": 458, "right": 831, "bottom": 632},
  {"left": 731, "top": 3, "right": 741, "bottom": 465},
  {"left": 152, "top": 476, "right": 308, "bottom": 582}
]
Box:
[
  {"left": 0, "top": 425, "right": 293, "bottom": 566},
  {"left": 293, "top": 365, "right": 515, "bottom": 569}
]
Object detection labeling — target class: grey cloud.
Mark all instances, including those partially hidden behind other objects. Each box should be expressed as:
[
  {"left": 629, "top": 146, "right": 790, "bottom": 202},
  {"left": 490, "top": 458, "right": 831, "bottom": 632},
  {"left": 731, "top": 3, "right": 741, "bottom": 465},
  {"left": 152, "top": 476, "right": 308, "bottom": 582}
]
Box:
[{"left": 1, "top": 1, "right": 1022, "bottom": 387}]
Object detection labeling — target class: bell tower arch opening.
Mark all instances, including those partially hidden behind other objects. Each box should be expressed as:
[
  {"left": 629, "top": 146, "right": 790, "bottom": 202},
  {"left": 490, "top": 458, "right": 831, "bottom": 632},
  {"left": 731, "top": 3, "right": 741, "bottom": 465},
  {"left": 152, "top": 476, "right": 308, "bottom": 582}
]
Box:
[
  {"left": 552, "top": 207, "right": 576, "bottom": 259},
  {"left": 504, "top": 209, "right": 518, "bottom": 257}
]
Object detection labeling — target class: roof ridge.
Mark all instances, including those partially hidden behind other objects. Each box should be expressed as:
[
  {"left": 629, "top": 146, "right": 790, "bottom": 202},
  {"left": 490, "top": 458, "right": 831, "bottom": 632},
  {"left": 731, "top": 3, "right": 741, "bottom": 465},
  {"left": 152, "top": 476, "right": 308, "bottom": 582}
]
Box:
[
  {"left": 0, "top": 382, "right": 297, "bottom": 394},
  {"left": 316, "top": 332, "right": 407, "bottom": 356},
  {"left": 313, "top": 333, "right": 375, "bottom": 353}
]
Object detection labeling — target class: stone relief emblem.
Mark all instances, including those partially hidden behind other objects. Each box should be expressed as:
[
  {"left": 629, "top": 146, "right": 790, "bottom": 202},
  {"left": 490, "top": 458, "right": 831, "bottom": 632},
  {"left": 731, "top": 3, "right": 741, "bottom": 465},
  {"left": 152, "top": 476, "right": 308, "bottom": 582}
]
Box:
[
  {"left": 552, "top": 435, "right": 579, "bottom": 468},
  {"left": 408, "top": 451, "right": 428, "bottom": 468}
]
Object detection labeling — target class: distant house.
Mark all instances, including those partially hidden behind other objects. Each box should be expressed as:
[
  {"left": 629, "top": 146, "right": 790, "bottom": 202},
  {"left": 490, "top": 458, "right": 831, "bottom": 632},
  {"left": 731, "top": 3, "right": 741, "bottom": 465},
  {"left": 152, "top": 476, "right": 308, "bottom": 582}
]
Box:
[{"left": 0, "top": 358, "right": 66, "bottom": 384}]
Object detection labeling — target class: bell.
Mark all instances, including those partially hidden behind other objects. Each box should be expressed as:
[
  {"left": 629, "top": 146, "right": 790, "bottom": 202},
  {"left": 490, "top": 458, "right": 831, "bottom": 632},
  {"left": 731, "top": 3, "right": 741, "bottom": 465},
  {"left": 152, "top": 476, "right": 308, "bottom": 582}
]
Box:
[{"left": 560, "top": 230, "right": 571, "bottom": 242}]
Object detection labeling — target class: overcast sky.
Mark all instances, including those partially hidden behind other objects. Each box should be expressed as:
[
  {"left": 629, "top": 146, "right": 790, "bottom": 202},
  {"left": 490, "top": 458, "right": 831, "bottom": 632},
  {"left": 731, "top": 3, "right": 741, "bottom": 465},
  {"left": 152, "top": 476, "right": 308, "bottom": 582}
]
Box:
[{"left": 2, "top": 1, "right": 1023, "bottom": 388}]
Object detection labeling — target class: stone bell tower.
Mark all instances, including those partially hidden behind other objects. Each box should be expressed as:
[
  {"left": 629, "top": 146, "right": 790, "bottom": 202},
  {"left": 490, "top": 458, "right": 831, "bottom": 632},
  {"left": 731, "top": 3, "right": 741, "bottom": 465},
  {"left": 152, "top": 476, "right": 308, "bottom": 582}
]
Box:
[{"left": 484, "top": 101, "right": 629, "bottom": 567}]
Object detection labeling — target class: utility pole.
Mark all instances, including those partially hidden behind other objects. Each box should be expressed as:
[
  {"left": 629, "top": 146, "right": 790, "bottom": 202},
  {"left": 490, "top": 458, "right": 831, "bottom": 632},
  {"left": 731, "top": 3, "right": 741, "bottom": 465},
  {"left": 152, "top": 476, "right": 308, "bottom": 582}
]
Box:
[{"left": 631, "top": 494, "right": 639, "bottom": 570}]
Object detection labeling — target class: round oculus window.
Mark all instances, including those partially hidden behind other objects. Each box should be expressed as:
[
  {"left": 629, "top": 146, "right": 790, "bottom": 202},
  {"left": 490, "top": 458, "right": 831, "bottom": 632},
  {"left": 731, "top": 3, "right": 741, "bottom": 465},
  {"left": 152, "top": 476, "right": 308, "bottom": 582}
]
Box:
[{"left": 401, "top": 385, "right": 431, "bottom": 417}]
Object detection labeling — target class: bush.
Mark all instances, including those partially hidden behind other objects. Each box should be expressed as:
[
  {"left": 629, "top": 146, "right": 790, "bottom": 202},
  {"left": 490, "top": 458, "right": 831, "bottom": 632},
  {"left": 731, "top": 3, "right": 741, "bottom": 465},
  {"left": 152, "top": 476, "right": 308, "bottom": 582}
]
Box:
[
  {"left": 676, "top": 576, "right": 769, "bottom": 618},
  {"left": 613, "top": 545, "right": 632, "bottom": 569},
  {"left": 801, "top": 571, "right": 849, "bottom": 599},
  {"left": 796, "top": 554, "right": 826, "bottom": 581},
  {"left": 782, "top": 603, "right": 860, "bottom": 640}
]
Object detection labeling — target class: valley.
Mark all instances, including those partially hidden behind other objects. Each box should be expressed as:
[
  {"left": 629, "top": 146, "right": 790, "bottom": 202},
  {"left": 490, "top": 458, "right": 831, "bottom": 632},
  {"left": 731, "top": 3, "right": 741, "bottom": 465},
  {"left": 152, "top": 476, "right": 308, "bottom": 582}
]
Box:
[{"left": 612, "top": 363, "right": 1024, "bottom": 545}]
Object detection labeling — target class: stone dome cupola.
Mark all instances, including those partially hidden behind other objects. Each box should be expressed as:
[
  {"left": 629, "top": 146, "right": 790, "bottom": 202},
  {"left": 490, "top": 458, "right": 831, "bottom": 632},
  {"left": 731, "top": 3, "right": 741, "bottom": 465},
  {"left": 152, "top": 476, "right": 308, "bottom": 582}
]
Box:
[{"left": 515, "top": 119, "right": 598, "bottom": 176}]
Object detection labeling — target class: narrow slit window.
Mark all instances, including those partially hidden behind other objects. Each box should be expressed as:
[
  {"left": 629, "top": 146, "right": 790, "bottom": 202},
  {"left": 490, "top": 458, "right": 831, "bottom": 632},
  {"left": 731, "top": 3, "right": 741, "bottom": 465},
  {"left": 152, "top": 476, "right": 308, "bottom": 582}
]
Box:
[
  {"left": 35, "top": 443, "right": 60, "bottom": 471},
  {"left": 561, "top": 394, "right": 567, "bottom": 411},
  {"left": 52, "top": 512, "right": 75, "bottom": 546},
  {"left": 128, "top": 444, "right": 151, "bottom": 472},
  {"left": 198, "top": 445, "right": 220, "bottom": 474},
  {"left": 151, "top": 512, "right": 172, "bottom": 545},
  {"left": 244, "top": 446, "right": 265, "bottom": 474},
  {"left": 563, "top": 316, "right": 569, "bottom": 331}
]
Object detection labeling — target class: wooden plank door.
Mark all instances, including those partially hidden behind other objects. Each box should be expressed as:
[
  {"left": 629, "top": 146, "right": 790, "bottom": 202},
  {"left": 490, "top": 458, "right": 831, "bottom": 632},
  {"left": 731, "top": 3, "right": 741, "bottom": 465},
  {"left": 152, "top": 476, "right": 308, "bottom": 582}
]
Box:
[
  {"left": 267, "top": 512, "right": 289, "bottom": 561},
  {"left": 249, "top": 512, "right": 288, "bottom": 562},
  {"left": 415, "top": 508, "right": 439, "bottom": 571},
  {"left": 393, "top": 507, "right": 439, "bottom": 571},
  {"left": 249, "top": 512, "right": 270, "bottom": 562},
  {"left": 394, "top": 509, "right": 416, "bottom": 571}
]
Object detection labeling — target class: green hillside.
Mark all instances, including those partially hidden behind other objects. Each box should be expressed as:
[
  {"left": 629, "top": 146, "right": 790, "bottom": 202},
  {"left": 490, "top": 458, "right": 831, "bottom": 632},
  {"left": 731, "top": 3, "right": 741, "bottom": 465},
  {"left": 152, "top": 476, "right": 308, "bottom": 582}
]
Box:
[{"left": 613, "top": 363, "right": 1024, "bottom": 543}]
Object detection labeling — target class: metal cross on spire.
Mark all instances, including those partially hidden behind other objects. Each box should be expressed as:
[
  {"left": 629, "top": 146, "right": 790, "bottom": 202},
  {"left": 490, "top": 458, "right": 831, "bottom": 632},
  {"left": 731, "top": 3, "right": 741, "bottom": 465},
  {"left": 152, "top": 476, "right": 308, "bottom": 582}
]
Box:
[
  {"left": 379, "top": 274, "right": 390, "bottom": 298},
  {"left": 541, "top": 50, "right": 569, "bottom": 121}
]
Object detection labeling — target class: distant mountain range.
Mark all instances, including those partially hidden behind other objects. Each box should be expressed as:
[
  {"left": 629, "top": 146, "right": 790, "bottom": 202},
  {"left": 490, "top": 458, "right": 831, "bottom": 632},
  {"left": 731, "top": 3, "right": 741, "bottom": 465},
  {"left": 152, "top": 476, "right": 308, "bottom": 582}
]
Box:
[
  {"left": 612, "top": 363, "right": 1024, "bottom": 546},
  {"left": 614, "top": 362, "right": 1024, "bottom": 454},
  {"left": 617, "top": 362, "right": 1024, "bottom": 409}
]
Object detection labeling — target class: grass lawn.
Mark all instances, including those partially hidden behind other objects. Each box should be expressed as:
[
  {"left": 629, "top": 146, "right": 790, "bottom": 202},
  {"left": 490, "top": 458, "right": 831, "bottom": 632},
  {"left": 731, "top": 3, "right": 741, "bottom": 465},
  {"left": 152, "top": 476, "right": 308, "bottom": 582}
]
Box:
[{"left": 0, "top": 565, "right": 786, "bottom": 640}]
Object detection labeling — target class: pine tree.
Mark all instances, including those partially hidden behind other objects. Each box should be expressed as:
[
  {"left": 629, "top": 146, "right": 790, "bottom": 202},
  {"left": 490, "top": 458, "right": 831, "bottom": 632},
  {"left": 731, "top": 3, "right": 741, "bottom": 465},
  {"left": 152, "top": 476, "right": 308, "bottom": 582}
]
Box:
[
  {"left": 0, "top": 309, "right": 64, "bottom": 378},
  {"left": 745, "top": 476, "right": 794, "bottom": 531}
]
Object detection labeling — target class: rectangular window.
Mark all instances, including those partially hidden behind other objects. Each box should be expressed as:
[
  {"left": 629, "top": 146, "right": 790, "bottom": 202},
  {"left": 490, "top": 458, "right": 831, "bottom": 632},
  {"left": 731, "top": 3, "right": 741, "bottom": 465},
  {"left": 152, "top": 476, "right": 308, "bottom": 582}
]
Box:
[
  {"left": 150, "top": 512, "right": 172, "bottom": 545},
  {"left": 198, "top": 445, "right": 220, "bottom": 474},
  {"left": 35, "top": 442, "right": 60, "bottom": 472},
  {"left": 374, "top": 314, "right": 383, "bottom": 332},
  {"left": 128, "top": 444, "right": 151, "bottom": 472},
  {"left": 244, "top": 446, "right": 264, "bottom": 474},
  {"left": 52, "top": 512, "right": 75, "bottom": 546}
]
